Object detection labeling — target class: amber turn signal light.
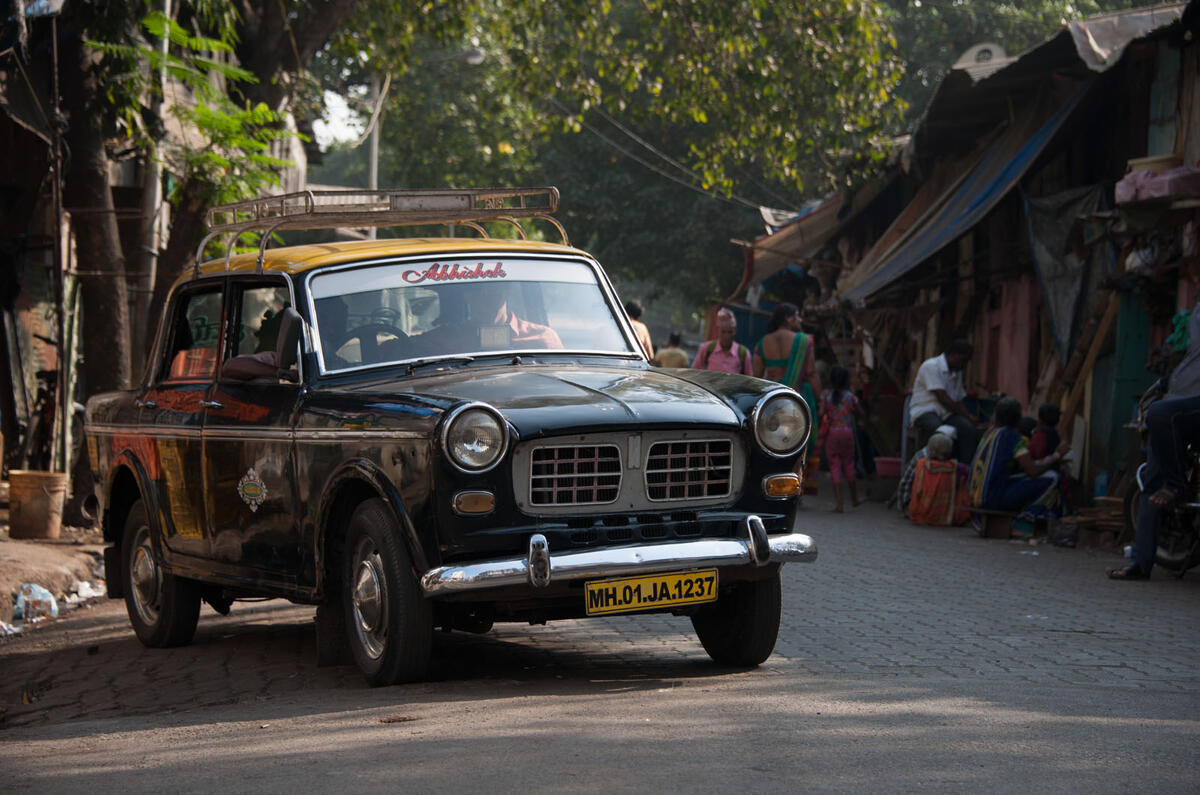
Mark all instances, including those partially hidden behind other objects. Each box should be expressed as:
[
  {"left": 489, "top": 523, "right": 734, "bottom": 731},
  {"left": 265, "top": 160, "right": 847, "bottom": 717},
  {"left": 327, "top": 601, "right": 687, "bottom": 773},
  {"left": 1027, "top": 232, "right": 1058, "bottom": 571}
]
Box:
[
  {"left": 452, "top": 490, "right": 496, "bottom": 515},
  {"left": 762, "top": 474, "right": 801, "bottom": 498}
]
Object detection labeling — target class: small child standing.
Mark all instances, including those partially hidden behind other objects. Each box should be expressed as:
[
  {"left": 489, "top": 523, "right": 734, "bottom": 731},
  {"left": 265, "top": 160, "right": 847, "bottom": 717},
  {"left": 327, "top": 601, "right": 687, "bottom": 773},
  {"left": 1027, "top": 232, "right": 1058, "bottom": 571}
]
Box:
[{"left": 820, "top": 365, "right": 864, "bottom": 512}]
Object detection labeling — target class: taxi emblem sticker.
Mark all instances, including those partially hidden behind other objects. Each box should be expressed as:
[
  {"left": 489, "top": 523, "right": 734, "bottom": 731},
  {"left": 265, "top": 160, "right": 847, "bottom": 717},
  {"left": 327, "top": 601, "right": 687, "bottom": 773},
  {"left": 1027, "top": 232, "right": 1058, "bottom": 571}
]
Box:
[{"left": 238, "top": 467, "right": 267, "bottom": 512}]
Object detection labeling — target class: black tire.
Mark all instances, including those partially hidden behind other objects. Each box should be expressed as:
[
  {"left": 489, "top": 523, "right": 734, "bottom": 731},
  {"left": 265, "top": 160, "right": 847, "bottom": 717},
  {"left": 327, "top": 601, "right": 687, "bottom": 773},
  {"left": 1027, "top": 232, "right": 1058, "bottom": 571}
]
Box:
[
  {"left": 1154, "top": 505, "right": 1200, "bottom": 573},
  {"left": 342, "top": 498, "right": 432, "bottom": 686},
  {"left": 122, "top": 499, "right": 200, "bottom": 647},
  {"left": 1127, "top": 487, "right": 1200, "bottom": 573},
  {"left": 691, "top": 573, "right": 782, "bottom": 667}
]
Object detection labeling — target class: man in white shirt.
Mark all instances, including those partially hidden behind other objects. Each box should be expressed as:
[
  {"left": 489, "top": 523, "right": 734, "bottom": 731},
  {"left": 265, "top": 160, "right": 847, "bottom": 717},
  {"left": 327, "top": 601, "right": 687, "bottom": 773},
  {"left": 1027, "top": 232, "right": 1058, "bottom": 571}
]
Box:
[{"left": 909, "top": 339, "right": 978, "bottom": 464}]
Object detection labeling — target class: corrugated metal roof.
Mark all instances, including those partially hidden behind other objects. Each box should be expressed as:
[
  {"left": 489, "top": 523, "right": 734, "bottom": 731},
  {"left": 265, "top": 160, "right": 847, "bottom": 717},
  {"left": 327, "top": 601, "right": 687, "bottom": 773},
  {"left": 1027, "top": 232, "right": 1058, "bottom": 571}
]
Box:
[
  {"left": 841, "top": 84, "right": 1088, "bottom": 303},
  {"left": 836, "top": 2, "right": 1189, "bottom": 304}
]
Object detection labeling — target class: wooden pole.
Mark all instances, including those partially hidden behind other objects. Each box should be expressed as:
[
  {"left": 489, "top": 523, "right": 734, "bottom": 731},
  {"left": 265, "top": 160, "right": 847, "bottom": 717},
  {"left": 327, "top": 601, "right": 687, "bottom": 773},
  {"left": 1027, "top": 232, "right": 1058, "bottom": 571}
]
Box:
[
  {"left": 50, "top": 15, "right": 65, "bottom": 474},
  {"left": 1060, "top": 292, "right": 1119, "bottom": 437}
]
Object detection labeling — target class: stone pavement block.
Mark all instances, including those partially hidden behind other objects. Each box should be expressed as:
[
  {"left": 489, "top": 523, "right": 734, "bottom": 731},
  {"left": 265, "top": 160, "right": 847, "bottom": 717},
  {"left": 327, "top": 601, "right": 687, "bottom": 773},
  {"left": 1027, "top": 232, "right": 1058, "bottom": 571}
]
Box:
[{"left": 2, "top": 496, "right": 1200, "bottom": 730}]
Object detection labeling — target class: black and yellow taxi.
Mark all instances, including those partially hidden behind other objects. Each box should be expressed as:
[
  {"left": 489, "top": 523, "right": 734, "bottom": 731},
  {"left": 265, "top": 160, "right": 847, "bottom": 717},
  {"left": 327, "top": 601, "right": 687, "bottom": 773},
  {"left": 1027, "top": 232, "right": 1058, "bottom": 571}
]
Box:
[{"left": 84, "top": 188, "right": 816, "bottom": 685}]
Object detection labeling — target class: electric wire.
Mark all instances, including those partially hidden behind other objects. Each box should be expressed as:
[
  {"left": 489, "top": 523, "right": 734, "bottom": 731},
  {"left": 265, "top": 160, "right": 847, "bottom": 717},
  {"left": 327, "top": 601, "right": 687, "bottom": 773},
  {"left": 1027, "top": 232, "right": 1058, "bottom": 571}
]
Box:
[
  {"left": 547, "top": 98, "right": 765, "bottom": 212},
  {"left": 589, "top": 104, "right": 798, "bottom": 211}
]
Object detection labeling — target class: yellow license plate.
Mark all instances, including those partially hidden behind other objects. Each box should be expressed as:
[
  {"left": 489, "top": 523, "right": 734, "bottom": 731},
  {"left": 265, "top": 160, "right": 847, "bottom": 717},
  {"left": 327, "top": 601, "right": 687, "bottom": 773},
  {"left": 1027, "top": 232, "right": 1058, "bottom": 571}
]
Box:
[{"left": 585, "top": 569, "right": 719, "bottom": 616}]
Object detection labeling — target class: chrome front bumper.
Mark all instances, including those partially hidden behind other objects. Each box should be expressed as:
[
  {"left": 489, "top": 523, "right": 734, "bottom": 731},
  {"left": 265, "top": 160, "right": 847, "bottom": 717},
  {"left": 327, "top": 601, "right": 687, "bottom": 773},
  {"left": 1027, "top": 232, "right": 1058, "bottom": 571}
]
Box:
[{"left": 420, "top": 515, "right": 817, "bottom": 596}]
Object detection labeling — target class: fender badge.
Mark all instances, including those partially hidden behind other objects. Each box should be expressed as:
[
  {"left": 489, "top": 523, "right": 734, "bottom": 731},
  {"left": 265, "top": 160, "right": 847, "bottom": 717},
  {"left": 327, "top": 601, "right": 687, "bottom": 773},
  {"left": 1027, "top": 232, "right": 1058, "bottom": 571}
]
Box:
[{"left": 238, "top": 467, "right": 267, "bottom": 512}]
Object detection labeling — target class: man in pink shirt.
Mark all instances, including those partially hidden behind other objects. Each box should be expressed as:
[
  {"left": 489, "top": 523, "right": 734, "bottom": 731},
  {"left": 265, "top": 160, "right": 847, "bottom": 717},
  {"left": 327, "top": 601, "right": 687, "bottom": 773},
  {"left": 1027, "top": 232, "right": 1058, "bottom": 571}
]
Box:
[{"left": 691, "top": 308, "right": 753, "bottom": 375}]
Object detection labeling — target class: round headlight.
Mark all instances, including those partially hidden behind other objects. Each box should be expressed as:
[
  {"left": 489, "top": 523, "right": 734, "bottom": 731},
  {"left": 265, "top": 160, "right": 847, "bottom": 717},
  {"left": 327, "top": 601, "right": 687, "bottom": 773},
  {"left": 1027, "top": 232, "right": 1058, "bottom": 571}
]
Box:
[
  {"left": 443, "top": 404, "right": 508, "bottom": 473},
  {"left": 754, "top": 393, "right": 810, "bottom": 457}
]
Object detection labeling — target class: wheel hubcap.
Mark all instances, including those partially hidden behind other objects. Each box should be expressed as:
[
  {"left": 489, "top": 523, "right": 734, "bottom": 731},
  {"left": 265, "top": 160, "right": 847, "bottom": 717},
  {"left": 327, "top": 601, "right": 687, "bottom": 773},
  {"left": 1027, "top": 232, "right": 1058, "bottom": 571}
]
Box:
[
  {"left": 129, "top": 529, "right": 161, "bottom": 625},
  {"left": 351, "top": 545, "right": 387, "bottom": 660}
]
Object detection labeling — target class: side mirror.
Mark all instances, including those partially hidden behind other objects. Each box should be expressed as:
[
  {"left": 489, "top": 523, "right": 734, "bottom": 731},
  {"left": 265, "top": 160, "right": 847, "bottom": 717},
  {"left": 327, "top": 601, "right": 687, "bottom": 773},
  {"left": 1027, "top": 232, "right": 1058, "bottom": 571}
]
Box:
[{"left": 275, "top": 307, "right": 303, "bottom": 382}]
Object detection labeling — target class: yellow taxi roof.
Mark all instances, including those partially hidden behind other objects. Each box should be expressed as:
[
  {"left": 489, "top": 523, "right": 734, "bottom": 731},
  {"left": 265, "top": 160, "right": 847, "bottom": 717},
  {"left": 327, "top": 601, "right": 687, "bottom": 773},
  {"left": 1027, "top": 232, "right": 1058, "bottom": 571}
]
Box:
[{"left": 189, "top": 236, "right": 589, "bottom": 281}]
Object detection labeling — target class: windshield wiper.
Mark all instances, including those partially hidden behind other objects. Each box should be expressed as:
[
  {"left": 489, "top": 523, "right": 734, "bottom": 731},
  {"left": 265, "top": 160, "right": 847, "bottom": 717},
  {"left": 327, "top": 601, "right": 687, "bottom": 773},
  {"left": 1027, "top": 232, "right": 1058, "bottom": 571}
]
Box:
[{"left": 405, "top": 356, "right": 475, "bottom": 375}]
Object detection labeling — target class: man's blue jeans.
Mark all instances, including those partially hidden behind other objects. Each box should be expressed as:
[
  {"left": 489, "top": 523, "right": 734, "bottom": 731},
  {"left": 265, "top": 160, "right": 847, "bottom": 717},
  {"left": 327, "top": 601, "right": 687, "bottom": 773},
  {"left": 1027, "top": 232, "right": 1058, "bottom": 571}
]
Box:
[{"left": 1131, "top": 394, "right": 1200, "bottom": 572}]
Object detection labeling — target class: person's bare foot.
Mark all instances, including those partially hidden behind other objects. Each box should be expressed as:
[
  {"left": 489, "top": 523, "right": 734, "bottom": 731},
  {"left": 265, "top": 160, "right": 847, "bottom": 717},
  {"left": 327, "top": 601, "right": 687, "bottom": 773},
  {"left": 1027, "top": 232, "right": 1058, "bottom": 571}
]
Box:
[
  {"left": 833, "top": 505, "right": 844, "bottom": 513},
  {"left": 852, "top": 499, "right": 864, "bottom": 507}
]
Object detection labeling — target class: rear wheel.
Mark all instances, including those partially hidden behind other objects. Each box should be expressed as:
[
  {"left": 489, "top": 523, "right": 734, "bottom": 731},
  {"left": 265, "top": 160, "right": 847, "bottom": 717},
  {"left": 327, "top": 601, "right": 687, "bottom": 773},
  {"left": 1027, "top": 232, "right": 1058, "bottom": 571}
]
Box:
[
  {"left": 122, "top": 499, "right": 200, "bottom": 647},
  {"left": 1154, "top": 505, "right": 1200, "bottom": 573},
  {"left": 691, "top": 573, "right": 782, "bottom": 667},
  {"left": 342, "top": 498, "right": 432, "bottom": 685}
]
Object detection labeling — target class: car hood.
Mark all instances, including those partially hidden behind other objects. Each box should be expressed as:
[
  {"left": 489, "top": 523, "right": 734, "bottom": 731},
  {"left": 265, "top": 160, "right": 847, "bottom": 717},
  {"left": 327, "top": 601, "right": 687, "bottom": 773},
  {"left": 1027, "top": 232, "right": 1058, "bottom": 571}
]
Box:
[{"left": 347, "top": 364, "right": 769, "bottom": 437}]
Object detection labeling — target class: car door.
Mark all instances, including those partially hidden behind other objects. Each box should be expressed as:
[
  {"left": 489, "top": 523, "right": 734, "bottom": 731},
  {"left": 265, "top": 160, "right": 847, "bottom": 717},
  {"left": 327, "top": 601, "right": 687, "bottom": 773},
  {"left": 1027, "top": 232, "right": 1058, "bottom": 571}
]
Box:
[
  {"left": 202, "top": 278, "right": 305, "bottom": 579},
  {"left": 139, "top": 280, "right": 225, "bottom": 559}
]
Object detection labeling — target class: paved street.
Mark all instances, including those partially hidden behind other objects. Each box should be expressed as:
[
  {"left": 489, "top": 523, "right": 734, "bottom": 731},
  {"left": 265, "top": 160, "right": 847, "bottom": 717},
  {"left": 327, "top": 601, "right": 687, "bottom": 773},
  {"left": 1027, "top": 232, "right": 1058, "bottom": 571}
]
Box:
[{"left": 2, "top": 493, "right": 1199, "bottom": 792}]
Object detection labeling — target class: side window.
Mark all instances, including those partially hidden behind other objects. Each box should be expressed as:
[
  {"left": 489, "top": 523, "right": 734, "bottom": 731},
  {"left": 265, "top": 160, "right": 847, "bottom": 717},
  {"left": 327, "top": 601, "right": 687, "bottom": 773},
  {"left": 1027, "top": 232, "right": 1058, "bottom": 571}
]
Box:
[
  {"left": 220, "top": 283, "right": 299, "bottom": 381},
  {"left": 161, "top": 287, "right": 223, "bottom": 382},
  {"left": 235, "top": 285, "right": 292, "bottom": 356}
]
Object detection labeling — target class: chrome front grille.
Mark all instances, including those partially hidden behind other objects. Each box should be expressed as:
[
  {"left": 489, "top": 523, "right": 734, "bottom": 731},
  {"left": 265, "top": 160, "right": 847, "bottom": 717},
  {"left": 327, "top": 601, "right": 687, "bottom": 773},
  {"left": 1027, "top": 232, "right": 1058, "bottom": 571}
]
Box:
[
  {"left": 529, "top": 444, "right": 621, "bottom": 506},
  {"left": 645, "top": 439, "right": 733, "bottom": 501},
  {"left": 514, "top": 431, "right": 744, "bottom": 515}
]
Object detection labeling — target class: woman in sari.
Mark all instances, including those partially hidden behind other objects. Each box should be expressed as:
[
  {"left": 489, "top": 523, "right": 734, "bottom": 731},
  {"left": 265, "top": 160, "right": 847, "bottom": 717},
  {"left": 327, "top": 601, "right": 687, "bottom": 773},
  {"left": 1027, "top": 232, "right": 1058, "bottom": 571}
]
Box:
[
  {"left": 754, "top": 302, "right": 823, "bottom": 492},
  {"left": 968, "top": 396, "right": 1071, "bottom": 522}
]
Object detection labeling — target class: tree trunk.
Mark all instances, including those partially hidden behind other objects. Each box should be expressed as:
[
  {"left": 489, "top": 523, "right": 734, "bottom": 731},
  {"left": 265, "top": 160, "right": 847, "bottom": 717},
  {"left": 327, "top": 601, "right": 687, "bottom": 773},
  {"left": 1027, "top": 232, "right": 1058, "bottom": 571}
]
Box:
[
  {"left": 235, "top": 0, "right": 359, "bottom": 110},
  {"left": 60, "top": 33, "right": 132, "bottom": 395},
  {"left": 147, "top": 184, "right": 212, "bottom": 340},
  {"left": 146, "top": 0, "right": 360, "bottom": 323}
]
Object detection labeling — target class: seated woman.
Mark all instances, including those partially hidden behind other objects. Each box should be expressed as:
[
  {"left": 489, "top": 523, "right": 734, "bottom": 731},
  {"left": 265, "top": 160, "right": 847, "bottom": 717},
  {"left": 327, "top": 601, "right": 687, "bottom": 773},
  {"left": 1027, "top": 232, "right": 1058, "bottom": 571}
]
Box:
[
  {"left": 907, "top": 432, "right": 971, "bottom": 526},
  {"left": 968, "top": 396, "right": 1071, "bottom": 522}
]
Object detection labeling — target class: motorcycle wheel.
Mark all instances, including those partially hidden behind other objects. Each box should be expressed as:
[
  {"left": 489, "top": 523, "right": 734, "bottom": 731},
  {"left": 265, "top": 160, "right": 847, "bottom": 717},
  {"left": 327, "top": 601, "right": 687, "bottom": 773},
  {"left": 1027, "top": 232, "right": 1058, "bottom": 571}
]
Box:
[{"left": 1154, "top": 504, "right": 1200, "bottom": 573}]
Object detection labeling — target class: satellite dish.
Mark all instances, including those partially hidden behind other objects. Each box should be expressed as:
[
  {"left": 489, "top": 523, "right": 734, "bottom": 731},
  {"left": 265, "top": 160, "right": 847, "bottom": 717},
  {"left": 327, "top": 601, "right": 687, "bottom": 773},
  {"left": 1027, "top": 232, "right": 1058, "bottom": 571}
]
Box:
[
  {"left": 953, "top": 42, "right": 1007, "bottom": 69},
  {"left": 952, "top": 43, "right": 1011, "bottom": 81}
]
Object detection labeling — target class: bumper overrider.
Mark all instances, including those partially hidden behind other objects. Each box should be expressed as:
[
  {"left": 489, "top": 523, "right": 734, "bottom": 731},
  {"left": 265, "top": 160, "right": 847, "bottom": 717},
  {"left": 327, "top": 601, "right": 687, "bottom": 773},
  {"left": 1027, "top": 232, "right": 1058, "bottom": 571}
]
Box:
[{"left": 420, "top": 515, "right": 816, "bottom": 596}]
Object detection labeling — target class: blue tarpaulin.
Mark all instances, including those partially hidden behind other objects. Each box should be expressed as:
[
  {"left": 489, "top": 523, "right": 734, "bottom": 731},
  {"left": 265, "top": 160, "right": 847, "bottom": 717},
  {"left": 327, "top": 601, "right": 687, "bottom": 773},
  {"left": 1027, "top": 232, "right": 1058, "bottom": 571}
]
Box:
[{"left": 842, "top": 84, "right": 1089, "bottom": 304}]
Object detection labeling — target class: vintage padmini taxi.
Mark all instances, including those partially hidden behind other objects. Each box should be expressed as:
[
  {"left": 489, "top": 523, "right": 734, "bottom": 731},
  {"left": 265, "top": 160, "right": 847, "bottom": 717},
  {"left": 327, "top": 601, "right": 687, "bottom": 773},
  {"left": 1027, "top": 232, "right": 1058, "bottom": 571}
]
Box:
[{"left": 85, "top": 188, "right": 816, "bottom": 685}]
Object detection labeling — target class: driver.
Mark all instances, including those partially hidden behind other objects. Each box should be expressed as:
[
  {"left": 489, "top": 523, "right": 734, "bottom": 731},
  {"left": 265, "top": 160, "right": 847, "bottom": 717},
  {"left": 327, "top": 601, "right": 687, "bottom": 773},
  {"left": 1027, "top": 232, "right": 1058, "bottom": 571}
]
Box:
[{"left": 417, "top": 282, "right": 562, "bottom": 354}]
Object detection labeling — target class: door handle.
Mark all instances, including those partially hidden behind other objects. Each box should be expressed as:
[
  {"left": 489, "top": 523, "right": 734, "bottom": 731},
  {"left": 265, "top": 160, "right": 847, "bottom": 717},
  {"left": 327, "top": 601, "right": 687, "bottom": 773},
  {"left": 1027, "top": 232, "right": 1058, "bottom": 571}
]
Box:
[
  {"left": 135, "top": 399, "right": 157, "bottom": 409},
  {"left": 201, "top": 400, "right": 225, "bottom": 410}
]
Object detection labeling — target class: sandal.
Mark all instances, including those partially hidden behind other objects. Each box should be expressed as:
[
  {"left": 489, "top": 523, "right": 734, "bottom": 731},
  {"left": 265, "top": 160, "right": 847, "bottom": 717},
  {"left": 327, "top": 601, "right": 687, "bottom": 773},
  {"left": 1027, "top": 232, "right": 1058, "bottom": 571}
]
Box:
[
  {"left": 1148, "top": 486, "right": 1182, "bottom": 509},
  {"left": 1107, "top": 565, "right": 1150, "bottom": 581}
]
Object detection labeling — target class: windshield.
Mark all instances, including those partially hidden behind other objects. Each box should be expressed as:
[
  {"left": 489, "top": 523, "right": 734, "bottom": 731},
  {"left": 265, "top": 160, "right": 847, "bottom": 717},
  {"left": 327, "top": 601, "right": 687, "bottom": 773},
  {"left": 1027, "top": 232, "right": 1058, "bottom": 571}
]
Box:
[{"left": 308, "top": 257, "right": 636, "bottom": 372}]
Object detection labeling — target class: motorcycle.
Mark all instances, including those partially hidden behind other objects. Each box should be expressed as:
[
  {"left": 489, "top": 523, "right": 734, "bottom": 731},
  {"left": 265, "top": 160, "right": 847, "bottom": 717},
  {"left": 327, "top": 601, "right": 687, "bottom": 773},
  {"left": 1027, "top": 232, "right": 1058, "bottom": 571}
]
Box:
[{"left": 1123, "top": 381, "right": 1200, "bottom": 576}]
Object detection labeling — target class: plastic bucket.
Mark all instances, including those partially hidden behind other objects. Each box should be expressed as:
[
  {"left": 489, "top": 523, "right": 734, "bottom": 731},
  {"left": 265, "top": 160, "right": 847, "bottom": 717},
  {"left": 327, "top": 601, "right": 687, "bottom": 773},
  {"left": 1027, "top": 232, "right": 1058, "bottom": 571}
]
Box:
[
  {"left": 874, "top": 456, "right": 902, "bottom": 478},
  {"left": 8, "top": 470, "right": 68, "bottom": 540}
]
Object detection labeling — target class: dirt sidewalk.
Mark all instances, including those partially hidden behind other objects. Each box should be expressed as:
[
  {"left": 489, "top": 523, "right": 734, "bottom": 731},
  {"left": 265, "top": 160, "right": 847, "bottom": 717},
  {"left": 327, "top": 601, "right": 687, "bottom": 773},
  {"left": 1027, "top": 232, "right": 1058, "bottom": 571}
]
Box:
[{"left": 0, "top": 508, "right": 106, "bottom": 624}]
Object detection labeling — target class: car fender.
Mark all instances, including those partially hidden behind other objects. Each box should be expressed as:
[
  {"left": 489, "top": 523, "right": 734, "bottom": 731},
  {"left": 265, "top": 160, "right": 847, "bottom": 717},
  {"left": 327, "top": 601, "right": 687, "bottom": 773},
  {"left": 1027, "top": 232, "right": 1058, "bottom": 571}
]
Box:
[
  {"left": 99, "top": 449, "right": 171, "bottom": 599},
  {"left": 316, "top": 458, "right": 430, "bottom": 584},
  {"left": 103, "top": 449, "right": 169, "bottom": 547}
]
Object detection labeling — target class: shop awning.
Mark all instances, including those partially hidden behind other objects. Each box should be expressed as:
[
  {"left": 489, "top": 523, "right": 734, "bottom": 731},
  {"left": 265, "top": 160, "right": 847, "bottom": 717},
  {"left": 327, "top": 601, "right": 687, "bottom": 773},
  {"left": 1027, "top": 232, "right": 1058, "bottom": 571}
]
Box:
[
  {"left": 748, "top": 176, "right": 892, "bottom": 286},
  {"left": 840, "top": 83, "right": 1088, "bottom": 304}
]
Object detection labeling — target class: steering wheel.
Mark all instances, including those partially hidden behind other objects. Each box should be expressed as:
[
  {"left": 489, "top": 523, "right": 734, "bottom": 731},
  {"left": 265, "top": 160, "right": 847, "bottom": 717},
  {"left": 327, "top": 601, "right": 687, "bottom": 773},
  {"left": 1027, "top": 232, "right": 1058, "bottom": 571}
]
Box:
[
  {"left": 335, "top": 323, "right": 408, "bottom": 364},
  {"left": 370, "top": 307, "right": 403, "bottom": 325}
]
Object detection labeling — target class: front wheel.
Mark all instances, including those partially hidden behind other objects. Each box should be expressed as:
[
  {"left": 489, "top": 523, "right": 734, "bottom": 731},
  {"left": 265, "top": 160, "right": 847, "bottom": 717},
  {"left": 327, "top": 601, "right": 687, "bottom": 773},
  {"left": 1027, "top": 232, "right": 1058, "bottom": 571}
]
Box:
[
  {"left": 342, "top": 498, "right": 433, "bottom": 685},
  {"left": 691, "top": 573, "right": 782, "bottom": 667},
  {"left": 122, "top": 499, "right": 200, "bottom": 647}
]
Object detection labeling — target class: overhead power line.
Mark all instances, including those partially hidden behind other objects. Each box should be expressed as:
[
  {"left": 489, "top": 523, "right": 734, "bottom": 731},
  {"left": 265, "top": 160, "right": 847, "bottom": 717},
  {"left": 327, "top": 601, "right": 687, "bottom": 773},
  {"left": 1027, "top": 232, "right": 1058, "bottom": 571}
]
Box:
[{"left": 548, "top": 98, "right": 765, "bottom": 212}]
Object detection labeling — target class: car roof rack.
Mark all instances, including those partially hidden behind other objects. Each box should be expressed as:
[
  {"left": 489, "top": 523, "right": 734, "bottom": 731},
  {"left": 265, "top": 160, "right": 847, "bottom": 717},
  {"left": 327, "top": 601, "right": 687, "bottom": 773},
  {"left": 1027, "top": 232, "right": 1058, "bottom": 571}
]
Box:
[{"left": 193, "top": 187, "right": 566, "bottom": 277}]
